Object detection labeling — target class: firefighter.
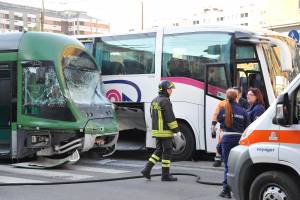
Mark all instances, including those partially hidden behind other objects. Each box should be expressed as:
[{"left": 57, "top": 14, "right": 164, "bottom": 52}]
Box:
[{"left": 141, "top": 80, "right": 180, "bottom": 181}]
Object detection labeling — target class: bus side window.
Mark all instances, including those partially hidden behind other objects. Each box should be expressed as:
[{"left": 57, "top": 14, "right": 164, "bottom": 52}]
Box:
[
  {"left": 167, "top": 58, "right": 190, "bottom": 77},
  {"left": 123, "top": 59, "right": 145, "bottom": 74},
  {"left": 162, "top": 32, "right": 232, "bottom": 83},
  {"left": 101, "top": 61, "right": 125, "bottom": 75}
]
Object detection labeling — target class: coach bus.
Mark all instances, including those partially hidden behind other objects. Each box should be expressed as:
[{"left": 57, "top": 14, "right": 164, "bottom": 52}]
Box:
[
  {"left": 77, "top": 26, "right": 298, "bottom": 160},
  {"left": 0, "top": 32, "right": 118, "bottom": 166}
]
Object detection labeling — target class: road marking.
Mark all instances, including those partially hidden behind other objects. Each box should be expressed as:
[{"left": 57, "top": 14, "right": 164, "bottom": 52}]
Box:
[
  {"left": 0, "top": 165, "right": 92, "bottom": 181},
  {"left": 80, "top": 159, "right": 160, "bottom": 169},
  {"left": 0, "top": 176, "right": 45, "bottom": 183},
  {"left": 72, "top": 165, "right": 130, "bottom": 174}
]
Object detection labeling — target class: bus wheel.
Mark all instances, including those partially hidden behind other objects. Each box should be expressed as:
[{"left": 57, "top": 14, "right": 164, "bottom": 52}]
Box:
[
  {"left": 249, "top": 171, "right": 300, "bottom": 200},
  {"left": 172, "top": 122, "right": 195, "bottom": 161}
]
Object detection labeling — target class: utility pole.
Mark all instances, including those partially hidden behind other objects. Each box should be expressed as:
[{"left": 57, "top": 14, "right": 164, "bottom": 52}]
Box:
[
  {"left": 41, "top": 0, "right": 45, "bottom": 31},
  {"left": 141, "top": 0, "right": 144, "bottom": 30}
]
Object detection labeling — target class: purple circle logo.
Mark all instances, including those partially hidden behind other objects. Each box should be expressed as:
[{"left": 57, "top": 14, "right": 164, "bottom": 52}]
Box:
[{"left": 103, "top": 80, "right": 141, "bottom": 102}]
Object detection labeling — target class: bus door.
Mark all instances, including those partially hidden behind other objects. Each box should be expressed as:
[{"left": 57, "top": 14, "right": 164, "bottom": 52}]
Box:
[
  {"left": 235, "top": 45, "right": 269, "bottom": 106},
  {"left": 0, "top": 63, "right": 15, "bottom": 154},
  {"left": 205, "top": 63, "right": 229, "bottom": 152}
]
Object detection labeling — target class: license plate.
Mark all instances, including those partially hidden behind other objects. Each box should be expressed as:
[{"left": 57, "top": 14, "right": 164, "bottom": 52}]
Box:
[{"left": 31, "top": 135, "right": 50, "bottom": 147}]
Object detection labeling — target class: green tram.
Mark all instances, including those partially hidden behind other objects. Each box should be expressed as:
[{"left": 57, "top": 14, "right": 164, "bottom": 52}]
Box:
[{"left": 0, "top": 32, "right": 118, "bottom": 165}]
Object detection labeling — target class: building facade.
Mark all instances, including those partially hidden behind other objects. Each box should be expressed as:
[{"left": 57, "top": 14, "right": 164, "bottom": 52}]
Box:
[
  {"left": 0, "top": 1, "right": 110, "bottom": 35},
  {"left": 150, "top": 0, "right": 300, "bottom": 35}
]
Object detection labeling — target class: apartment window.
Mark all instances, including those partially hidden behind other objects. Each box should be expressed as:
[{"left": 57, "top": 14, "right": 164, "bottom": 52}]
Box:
[
  {"left": 241, "top": 13, "right": 244, "bottom": 18},
  {"left": 220, "top": 17, "right": 224, "bottom": 21},
  {"left": 14, "top": 16, "right": 22, "bottom": 21},
  {"left": 28, "top": 17, "right": 36, "bottom": 23},
  {"left": 193, "top": 20, "right": 199, "bottom": 25},
  {"left": 245, "top": 13, "right": 248, "bottom": 17},
  {"left": 15, "top": 26, "right": 23, "bottom": 31}
]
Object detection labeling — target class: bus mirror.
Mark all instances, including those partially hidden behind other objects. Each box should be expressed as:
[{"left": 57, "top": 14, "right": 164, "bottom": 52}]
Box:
[
  {"left": 269, "top": 38, "right": 293, "bottom": 72},
  {"left": 273, "top": 93, "right": 290, "bottom": 126}
]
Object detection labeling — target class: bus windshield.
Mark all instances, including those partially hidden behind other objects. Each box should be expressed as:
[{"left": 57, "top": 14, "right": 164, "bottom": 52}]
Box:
[
  {"left": 289, "top": 45, "right": 300, "bottom": 81},
  {"left": 62, "top": 48, "right": 109, "bottom": 106},
  {"left": 263, "top": 35, "right": 300, "bottom": 96}
]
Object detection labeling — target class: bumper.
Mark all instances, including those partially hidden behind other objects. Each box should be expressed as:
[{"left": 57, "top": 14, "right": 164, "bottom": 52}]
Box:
[
  {"left": 82, "top": 132, "right": 119, "bottom": 153},
  {"left": 227, "top": 145, "right": 252, "bottom": 200}
]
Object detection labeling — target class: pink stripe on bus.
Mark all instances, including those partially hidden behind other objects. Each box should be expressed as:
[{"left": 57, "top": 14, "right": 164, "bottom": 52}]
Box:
[
  {"left": 162, "top": 77, "right": 205, "bottom": 89},
  {"left": 162, "top": 77, "right": 226, "bottom": 96}
]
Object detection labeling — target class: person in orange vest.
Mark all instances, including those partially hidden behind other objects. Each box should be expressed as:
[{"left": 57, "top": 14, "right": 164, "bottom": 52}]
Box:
[{"left": 211, "top": 100, "right": 226, "bottom": 167}]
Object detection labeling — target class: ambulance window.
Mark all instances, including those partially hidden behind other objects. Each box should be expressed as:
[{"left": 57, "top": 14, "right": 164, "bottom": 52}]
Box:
[{"left": 295, "top": 89, "right": 300, "bottom": 124}]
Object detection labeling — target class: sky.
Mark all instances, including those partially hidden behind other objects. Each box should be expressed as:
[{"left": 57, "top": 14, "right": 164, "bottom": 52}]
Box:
[{"left": 0, "top": 0, "right": 262, "bottom": 32}]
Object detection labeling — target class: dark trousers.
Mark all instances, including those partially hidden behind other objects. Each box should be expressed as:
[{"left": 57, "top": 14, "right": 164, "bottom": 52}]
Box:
[
  {"left": 221, "top": 134, "right": 241, "bottom": 191},
  {"left": 152, "top": 138, "right": 173, "bottom": 162}
]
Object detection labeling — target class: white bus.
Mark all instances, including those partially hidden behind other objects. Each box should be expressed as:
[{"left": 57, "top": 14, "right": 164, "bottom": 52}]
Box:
[{"left": 77, "top": 26, "right": 299, "bottom": 160}]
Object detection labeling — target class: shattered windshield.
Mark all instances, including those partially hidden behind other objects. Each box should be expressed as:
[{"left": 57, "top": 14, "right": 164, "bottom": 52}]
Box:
[
  {"left": 62, "top": 48, "right": 109, "bottom": 106},
  {"left": 22, "top": 61, "right": 74, "bottom": 121}
]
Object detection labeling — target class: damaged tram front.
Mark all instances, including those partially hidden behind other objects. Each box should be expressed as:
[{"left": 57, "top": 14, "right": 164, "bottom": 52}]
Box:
[{"left": 0, "top": 32, "right": 118, "bottom": 164}]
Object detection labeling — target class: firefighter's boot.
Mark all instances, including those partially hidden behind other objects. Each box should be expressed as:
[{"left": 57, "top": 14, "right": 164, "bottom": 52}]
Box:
[
  {"left": 161, "top": 167, "right": 177, "bottom": 181},
  {"left": 141, "top": 162, "right": 154, "bottom": 180}
]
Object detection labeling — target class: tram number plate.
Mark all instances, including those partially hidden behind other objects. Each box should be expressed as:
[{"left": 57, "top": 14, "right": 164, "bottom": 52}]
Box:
[{"left": 31, "top": 135, "right": 50, "bottom": 147}]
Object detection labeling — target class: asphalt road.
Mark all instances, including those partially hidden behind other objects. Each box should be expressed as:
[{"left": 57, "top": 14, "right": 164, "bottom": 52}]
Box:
[{"left": 0, "top": 151, "right": 231, "bottom": 200}]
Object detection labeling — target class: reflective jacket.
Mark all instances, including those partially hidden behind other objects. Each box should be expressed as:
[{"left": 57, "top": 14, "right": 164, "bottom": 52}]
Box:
[{"left": 150, "top": 94, "right": 179, "bottom": 138}]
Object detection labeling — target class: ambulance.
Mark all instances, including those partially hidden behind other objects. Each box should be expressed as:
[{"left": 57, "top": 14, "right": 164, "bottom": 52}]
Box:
[{"left": 228, "top": 72, "right": 300, "bottom": 199}]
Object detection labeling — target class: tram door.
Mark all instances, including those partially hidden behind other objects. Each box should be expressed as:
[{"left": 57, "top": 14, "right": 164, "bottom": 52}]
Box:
[{"left": 0, "top": 63, "right": 13, "bottom": 154}]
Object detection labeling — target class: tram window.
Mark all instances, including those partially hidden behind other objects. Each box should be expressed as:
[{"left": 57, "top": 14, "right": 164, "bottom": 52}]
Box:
[
  {"left": 22, "top": 61, "right": 75, "bottom": 121},
  {"left": 0, "top": 67, "right": 10, "bottom": 78},
  {"left": 63, "top": 48, "right": 109, "bottom": 106},
  {"left": 162, "top": 32, "right": 232, "bottom": 83},
  {"left": 0, "top": 64, "right": 11, "bottom": 127}
]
